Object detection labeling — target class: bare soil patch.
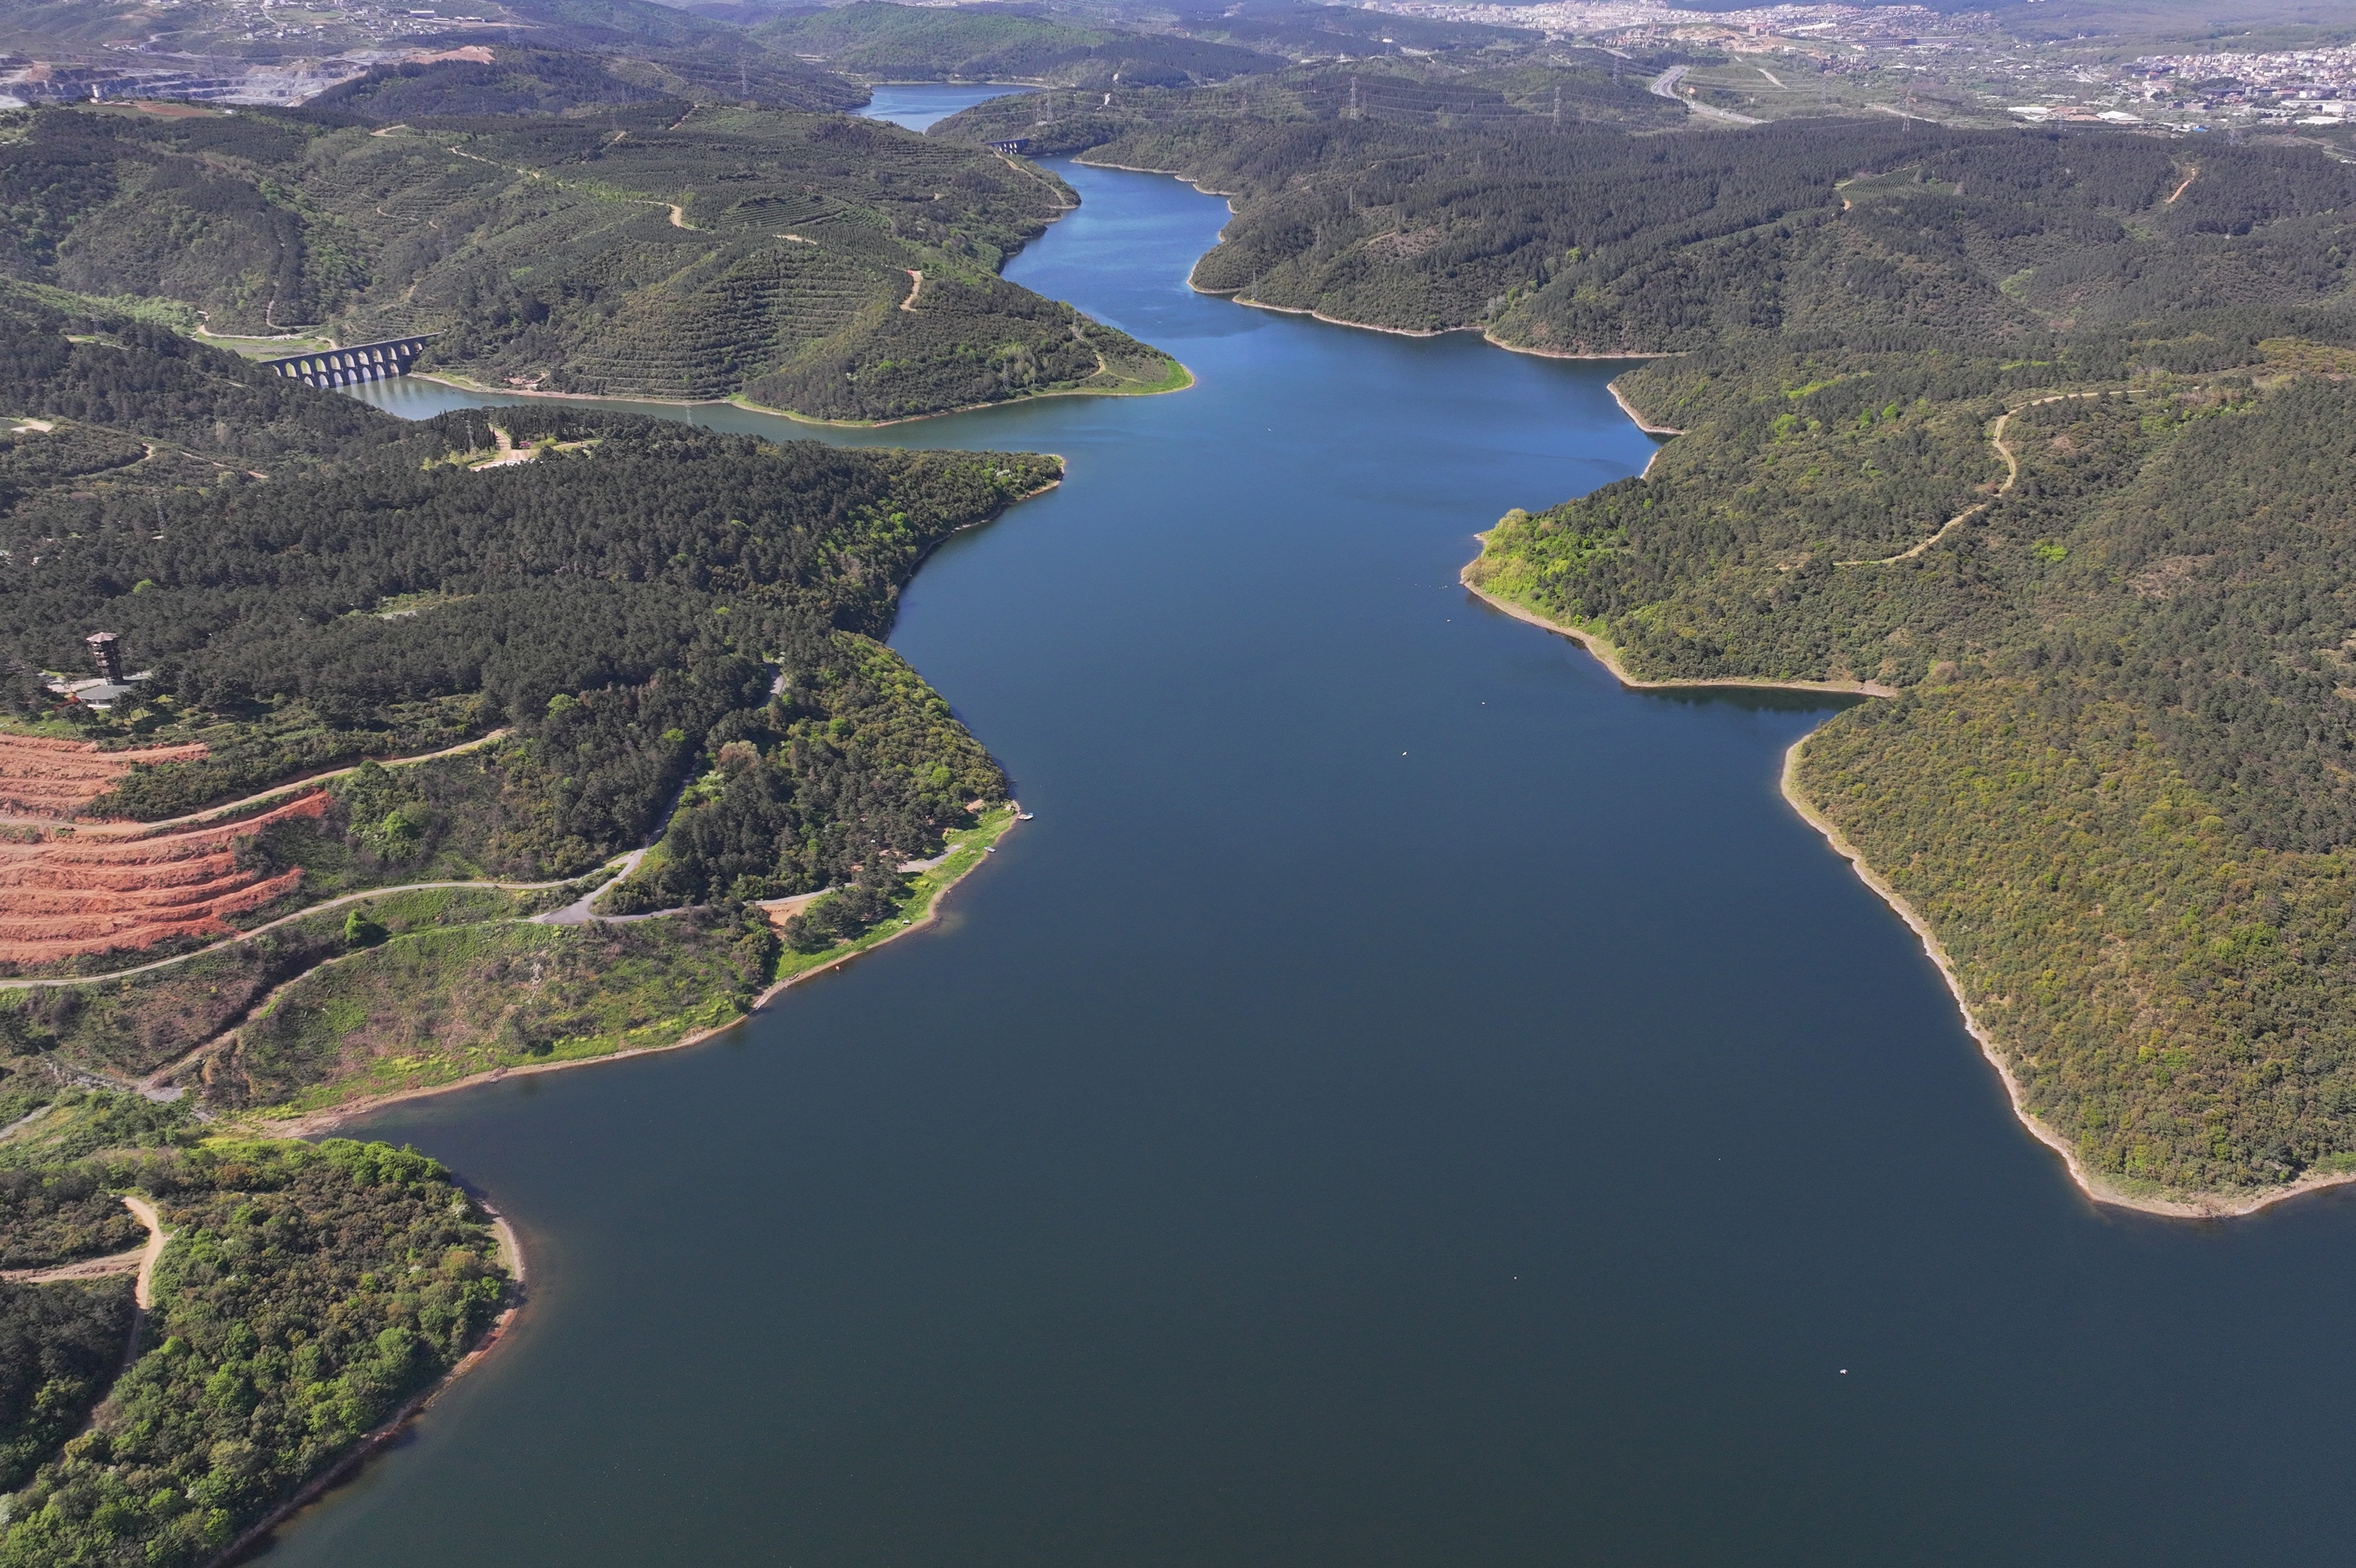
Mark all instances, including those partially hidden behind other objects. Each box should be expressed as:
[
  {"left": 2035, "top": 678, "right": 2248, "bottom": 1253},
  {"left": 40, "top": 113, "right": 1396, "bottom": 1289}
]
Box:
[
  {"left": 0, "top": 791, "right": 328, "bottom": 964},
  {"left": 0, "top": 734, "right": 210, "bottom": 820}
]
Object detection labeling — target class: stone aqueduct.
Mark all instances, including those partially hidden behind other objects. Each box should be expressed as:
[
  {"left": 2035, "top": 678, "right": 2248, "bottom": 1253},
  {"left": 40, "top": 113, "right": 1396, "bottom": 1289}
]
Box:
[{"left": 262, "top": 335, "right": 433, "bottom": 389}]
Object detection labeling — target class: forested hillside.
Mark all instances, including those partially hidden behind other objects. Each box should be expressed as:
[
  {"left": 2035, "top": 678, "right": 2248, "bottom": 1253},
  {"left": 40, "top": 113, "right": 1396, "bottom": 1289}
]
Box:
[
  {"left": 0, "top": 287, "right": 1042, "bottom": 1124},
  {"left": 0, "top": 84, "right": 1182, "bottom": 420},
  {"left": 0, "top": 1137, "right": 511, "bottom": 1568},
  {"left": 744, "top": 2, "right": 1282, "bottom": 88},
  {"left": 957, "top": 77, "right": 2356, "bottom": 1205},
  {"left": 937, "top": 56, "right": 1681, "bottom": 159},
  {"left": 940, "top": 97, "right": 2354, "bottom": 345}
]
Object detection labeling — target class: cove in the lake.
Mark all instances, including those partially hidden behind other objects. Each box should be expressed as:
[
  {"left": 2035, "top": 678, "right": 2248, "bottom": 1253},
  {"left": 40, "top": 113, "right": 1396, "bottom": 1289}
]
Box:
[{"left": 260, "top": 89, "right": 2356, "bottom": 1567}]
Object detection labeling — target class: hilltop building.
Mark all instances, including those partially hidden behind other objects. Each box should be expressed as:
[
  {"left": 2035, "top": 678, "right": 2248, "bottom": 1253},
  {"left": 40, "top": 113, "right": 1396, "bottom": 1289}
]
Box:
[{"left": 44, "top": 631, "right": 150, "bottom": 710}]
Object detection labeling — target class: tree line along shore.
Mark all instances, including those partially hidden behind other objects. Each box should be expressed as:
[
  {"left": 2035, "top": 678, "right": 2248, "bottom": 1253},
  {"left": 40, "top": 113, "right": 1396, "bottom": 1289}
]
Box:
[
  {"left": 13, "top": 33, "right": 2356, "bottom": 1563},
  {"left": 929, "top": 77, "right": 2356, "bottom": 1212},
  {"left": 0, "top": 211, "right": 1057, "bottom": 1557}
]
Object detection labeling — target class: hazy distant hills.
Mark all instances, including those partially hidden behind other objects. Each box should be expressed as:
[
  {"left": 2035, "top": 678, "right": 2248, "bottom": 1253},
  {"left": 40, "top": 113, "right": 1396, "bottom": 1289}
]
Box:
[
  {"left": 732, "top": 2, "right": 1283, "bottom": 88},
  {"left": 0, "top": 87, "right": 1180, "bottom": 420}
]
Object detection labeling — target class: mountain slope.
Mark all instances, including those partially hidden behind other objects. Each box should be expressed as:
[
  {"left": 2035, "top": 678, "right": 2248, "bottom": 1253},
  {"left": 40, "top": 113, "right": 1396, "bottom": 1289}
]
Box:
[{"left": 0, "top": 95, "right": 1182, "bottom": 419}]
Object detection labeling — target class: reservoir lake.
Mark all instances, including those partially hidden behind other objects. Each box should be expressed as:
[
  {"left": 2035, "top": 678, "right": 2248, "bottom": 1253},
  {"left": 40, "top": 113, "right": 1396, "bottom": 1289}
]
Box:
[{"left": 273, "top": 86, "right": 2356, "bottom": 1566}]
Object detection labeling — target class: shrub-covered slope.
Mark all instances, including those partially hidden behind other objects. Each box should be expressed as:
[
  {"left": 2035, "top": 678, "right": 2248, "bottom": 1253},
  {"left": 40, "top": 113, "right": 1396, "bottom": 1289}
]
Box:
[
  {"left": 0, "top": 95, "right": 1181, "bottom": 420},
  {"left": 0, "top": 1138, "right": 510, "bottom": 1568},
  {"left": 0, "top": 291, "right": 1041, "bottom": 1118}
]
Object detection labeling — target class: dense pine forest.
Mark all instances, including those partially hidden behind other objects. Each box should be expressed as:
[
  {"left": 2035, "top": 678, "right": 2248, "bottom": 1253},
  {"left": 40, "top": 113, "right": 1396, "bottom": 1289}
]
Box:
[
  {"left": 0, "top": 1136, "right": 511, "bottom": 1568},
  {"left": 0, "top": 292, "right": 1025, "bottom": 1475},
  {"left": 0, "top": 284, "right": 1039, "bottom": 1127},
  {"left": 938, "top": 78, "right": 2356, "bottom": 1203},
  {"left": 0, "top": 74, "right": 1182, "bottom": 420}
]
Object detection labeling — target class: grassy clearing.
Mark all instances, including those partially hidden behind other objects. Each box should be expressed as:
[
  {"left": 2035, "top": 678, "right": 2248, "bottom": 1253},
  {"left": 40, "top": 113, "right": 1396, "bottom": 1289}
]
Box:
[
  {"left": 207, "top": 806, "right": 1017, "bottom": 1118},
  {"left": 0, "top": 884, "right": 563, "bottom": 1087},
  {"left": 219, "top": 917, "right": 774, "bottom": 1113},
  {"left": 1090, "top": 352, "right": 1193, "bottom": 396}
]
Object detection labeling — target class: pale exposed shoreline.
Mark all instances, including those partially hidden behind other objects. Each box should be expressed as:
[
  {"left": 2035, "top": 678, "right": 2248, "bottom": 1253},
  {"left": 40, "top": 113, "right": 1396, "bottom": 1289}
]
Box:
[
  {"left": 1462, "top": 563, "right": 2346, "bottom": 1221},
  {"left": 1611, "top": 376, "right": 1686, "bottom": 470},
  {"left": 204, "top": 1202, "right": 529, "bottom": 1568},
  {"left": 410, "top": 352, "right": 1191, "bottom": 430},
  {"left": 1183, "top": 277, "right": 1673, "bottom": 367},
  {"left": 1773, "top": 740, "right": 2356, "bottom": 1221},
  {"left": 1458, "top": 573, "right": 1896, "bottom": 698}
]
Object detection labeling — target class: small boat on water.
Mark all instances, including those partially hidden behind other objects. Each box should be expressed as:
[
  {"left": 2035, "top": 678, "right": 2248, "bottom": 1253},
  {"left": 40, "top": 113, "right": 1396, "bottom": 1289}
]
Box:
[{"left": 1016, "top": 812, "right": 1034, "bottom": 821}]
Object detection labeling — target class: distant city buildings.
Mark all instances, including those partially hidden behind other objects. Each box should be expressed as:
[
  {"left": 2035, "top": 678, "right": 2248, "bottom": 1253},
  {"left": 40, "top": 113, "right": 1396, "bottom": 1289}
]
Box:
[
  {"left": 1351, "top": 0, "right": 2352, "bottom": 137},
  {"left": 1359, "top": 1, "right": 1976, "bottom": 47},
  {"left": 2128, "top": 49, "right": 2356, "bottom": 125}
]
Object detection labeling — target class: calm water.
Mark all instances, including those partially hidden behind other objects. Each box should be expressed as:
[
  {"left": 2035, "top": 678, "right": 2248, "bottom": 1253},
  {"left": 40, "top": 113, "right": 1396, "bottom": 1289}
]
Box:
[
  {"left": 853, "top": 82, "right": 1022, "bottom": 131},
  {"left": 272, "top": 92, "right": 2356, "bottom": 1566}
]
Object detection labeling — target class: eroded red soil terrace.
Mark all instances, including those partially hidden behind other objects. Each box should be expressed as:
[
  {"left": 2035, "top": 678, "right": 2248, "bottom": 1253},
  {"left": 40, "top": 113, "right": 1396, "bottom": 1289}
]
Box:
[
  {"left": 0, "top": 734, "right": 211, "bottom": 820},
  {"left": 0, "top": 791, "right": 327, "bottom": 964}
]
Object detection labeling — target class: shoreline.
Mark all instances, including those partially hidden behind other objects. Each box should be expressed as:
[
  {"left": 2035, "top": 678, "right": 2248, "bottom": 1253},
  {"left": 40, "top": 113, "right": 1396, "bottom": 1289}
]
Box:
[
  {"left": 1458, "top": 571, "right": 1896, "bottom": 698},
  {"left": 1462, "top": 556, "right": 2345, "bottom": 1221},
  {"left": 229, "top": 804, "right": 1012, "bottom": 1557},
  {"left": 1606, "top": 377, "right": 1684, "bottom": 449},
  {"left": 1773, "top": 738, "right": 2356, "bottom": 1222},
  {"left": 1611, "top": 376, "right": 1686, "bottom": 431},
  {"left": 1184, "top": 283, "right": 1677, "bottom": 370},
  {"left": 1066, "top": 155, "right": 1675, "bottom": 371},
  {"left": 257, "top": 808, "right": 1024, "bottom": 1140},
  {"left": 1080, "top": 153, "right": 2325, "bottom": 1225},
  {"left": 209, "top": 1201, "right": 529, "bottom": 1568}
]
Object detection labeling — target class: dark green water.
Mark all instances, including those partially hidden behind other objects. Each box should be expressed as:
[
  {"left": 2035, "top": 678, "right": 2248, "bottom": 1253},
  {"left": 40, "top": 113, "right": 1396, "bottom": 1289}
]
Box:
[{"left": 268, "top": 90, "right": 2356, "bottom": 1566}]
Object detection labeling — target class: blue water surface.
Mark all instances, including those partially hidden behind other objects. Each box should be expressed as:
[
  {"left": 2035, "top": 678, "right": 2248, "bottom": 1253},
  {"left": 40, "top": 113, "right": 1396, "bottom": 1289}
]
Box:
[{"left": 264, "top": 89, "right": 2356, "bottom": 1568}]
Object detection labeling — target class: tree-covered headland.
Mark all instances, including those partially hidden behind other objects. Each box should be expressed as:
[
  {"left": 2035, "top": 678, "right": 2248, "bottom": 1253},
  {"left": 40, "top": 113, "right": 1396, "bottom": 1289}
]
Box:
[{"left": 0, "top": 1133, "right": 512, "bottom": 1568}]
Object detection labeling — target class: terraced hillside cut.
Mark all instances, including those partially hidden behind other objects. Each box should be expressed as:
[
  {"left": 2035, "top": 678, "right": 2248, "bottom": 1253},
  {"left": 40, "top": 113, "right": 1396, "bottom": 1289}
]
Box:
[
  {"left": 0, "top": 792, "right": 327, "bottom": 965},
  {"left": 0, "top": 737, "right": 211, "bottom": 821}
]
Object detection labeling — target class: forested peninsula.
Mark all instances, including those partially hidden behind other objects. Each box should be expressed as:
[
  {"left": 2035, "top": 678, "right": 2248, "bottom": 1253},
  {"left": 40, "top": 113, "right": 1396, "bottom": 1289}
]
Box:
[
  {"left": 938, "top": 72, "right": 2356, "bottom": 1212},
  {"left": 0, "top": 286, "right": 1048, "bottom": 1108},
  {"left": 0, "top": 1135, "right": 515, "bottom": 1568},
  {"left": 0, "top": 72, "right": 1184, "bottom": 422}
]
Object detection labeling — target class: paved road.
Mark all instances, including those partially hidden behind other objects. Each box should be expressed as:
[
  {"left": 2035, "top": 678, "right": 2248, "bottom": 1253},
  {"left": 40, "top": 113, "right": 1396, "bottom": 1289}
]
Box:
[{"left": 1648, "top": 64, "right": 1765, "bottom": 125}]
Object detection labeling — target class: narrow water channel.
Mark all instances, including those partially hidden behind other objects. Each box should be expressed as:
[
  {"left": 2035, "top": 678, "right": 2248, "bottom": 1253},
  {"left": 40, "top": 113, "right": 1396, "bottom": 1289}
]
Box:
[{"left": 268, "top": 89, "right": 2356, "bottom": 1567}]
